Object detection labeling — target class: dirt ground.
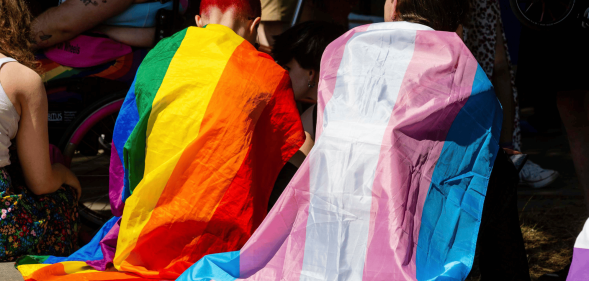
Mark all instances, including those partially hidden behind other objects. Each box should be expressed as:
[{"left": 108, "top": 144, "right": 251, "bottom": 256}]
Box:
[
  {"left": 519, "top": 198, "right": 586, "bottom": 279},
  {"left": 516, "top": 118, "right": 587, "bottom": 280}
]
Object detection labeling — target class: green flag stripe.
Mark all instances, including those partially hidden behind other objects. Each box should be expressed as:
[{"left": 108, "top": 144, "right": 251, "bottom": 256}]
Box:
[{"left": 123, "top": 28, "right": 188, "bottom": 194}]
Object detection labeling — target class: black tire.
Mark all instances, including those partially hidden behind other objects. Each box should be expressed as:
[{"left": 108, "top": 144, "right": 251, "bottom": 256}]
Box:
[
  {"left": 57, "top": 91, "right": 126, "bottom": 150},
  {"left": 58, "top": 92, "right": 126, "bottom": 227},
  {"left": 510, "top": 0, "right": 577, "bottom": 30}
]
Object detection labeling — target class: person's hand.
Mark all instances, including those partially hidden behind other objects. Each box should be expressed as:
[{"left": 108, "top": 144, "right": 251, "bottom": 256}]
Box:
[
  {"left": 53, "top": 163, "right": 82, "bottom": 200},
  {"left": 70, "top": 181, "right": 82, "bottom": 201},
  {"left": 65, "top": 171, "right": 82, "bottom": 200},
  {"left": 502, "top": 148, "right": 522, "bottom": 155}
]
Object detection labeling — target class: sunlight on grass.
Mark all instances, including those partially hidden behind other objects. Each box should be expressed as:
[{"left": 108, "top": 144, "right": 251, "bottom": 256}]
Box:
[{"left": 519, "top": 198, "right": 586, "bottom": 280}]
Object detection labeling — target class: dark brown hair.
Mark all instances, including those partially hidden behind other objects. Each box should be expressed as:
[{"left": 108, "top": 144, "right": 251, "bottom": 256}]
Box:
[
  {"left": 0, "top": 0, "right": 39, "bottom": 72},
  {"left": 395, "top": 0, "right": 470, "bottom": 32},
  {"left": 273, "top": 21, "right": 346, "bottom": 72}
]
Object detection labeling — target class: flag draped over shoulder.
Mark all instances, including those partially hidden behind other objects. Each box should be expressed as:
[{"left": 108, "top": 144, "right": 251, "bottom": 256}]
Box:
[
  {"left": 177, "top": 22, "right": 503, "bottom": 281},
  {"left": 16, "top": 24, "right": 305, "bottom": 281},
  {"left": 568, "top": 219, "right": 589, "bottom": 280}
]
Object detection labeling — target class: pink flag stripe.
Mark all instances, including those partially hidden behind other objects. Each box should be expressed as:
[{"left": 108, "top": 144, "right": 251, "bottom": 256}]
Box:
[
  {"left": 238, "top": 160, "right": 312, "bottom": 280},
  {"left": 316, "top": 24, "right": 370, "bottom": 140},
  {"left": 109, "top": 143, "right": 124, "bottom": 216},
  {"left": 362, "top": 29, "right": 479, "bottom": 280}
]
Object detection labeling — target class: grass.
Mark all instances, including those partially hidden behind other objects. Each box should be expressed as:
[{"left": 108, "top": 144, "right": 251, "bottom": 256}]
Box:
[
  {"left": 466, "top": 194, "right": 586, "bottom": 281},
  {"left": 519, "top": 195, "right": 587, "bottom": 280}
]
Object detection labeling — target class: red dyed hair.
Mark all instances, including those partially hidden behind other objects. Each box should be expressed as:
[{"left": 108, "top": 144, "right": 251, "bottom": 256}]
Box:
[{"left": 200, "top": 0, "right": 262, "bottom": 19}]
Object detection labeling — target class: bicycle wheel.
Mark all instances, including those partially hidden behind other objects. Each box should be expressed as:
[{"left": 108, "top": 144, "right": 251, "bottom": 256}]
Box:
[
  {"left": 510, "top": 0, "right": 576, "bottom": 29},
  {"left": 58, "top": 92, "right": 125, "bottom": 226}
]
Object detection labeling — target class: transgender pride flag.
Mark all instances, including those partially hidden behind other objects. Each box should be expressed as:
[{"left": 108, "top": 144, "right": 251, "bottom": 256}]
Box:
[
  {"left": 568, "top": 219, "right": 589, "bottom": 280},
  {"left": 178, "top": 22, "right": 503, "bottom": 281}
]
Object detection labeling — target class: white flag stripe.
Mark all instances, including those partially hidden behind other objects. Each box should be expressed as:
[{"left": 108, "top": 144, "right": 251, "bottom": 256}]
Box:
[
  {"left": 575, "top": 219, "right": 589, "bottom": 250},
  {"left": 300, "top": 23, "right": 419, "bottom": 281}
]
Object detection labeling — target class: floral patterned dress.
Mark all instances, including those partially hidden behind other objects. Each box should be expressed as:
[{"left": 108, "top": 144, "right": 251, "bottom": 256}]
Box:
[{"left": 0, "top": 150, "right": 79, "bottom": 261}]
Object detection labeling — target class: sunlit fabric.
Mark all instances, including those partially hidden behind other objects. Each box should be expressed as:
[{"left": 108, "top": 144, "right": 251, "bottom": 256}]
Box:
[
  {"left": 177, "top": 21, "right": 503, "bottom": 281},
  {"left": 568, "top": 219, "right": 589, "bottom": 280},
  {"left": 15, "top": 24, "right": 304, "bottom": 281}
]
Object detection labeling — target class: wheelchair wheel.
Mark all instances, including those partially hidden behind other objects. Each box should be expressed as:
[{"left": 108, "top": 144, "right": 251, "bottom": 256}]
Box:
[
  {"left": 58, "top": 92, "right": 125, "bottom": 226},
  {"left": 510, "top": 0, "right": 577, "bottom": 29}
]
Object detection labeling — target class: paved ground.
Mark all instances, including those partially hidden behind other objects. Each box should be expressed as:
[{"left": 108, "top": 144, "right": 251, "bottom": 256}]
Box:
[{"left": 0, "top": 262, "right": 23, "bottom": 281}]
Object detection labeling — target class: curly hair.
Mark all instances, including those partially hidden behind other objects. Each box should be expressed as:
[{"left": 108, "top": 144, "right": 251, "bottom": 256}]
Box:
[{"left": 0, "top": 0, "right": 38, "bottom": 72}]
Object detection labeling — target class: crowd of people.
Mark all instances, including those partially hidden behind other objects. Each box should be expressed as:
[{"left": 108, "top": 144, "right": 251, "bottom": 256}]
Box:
[{"left": 0, "top": 0, "right": 588, "bottom": 280}]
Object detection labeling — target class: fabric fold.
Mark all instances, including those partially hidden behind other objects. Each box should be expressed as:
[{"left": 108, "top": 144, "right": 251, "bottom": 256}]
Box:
[
  {"left": 17, "top": 24, "right": 304, "bottom": 281},
  {"left": 178, "top": 21, "right": 502, "bottom": 281}
]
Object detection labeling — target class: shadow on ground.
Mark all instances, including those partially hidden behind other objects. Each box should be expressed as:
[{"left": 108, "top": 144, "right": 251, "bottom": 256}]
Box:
[{"left": 517, "top": 129, "right": 587, "bottom": 280}]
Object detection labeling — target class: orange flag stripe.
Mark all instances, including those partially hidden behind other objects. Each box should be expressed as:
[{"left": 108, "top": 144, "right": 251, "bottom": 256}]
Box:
[{"left": 118, "top": 40, "right": 302, "bottom": 279}]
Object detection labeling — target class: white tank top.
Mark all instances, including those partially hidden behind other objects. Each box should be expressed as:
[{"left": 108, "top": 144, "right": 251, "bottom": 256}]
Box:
[{"left": 0, "top": 58, "right": 21, "bottom": 167}]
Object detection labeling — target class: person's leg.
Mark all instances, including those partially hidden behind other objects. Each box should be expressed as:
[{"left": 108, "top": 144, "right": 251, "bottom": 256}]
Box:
[
  {"left": 491, "top": 21, "right": 515, "bottom": 145},
  {"left": 478, "top": 151, "right": 531, "bottom": 281},
  {"left": 557, "top": 90, "right": 589, "bottom": 214},
  {"left": 492, "top": 19, "right": 558, "bottom": 188}
]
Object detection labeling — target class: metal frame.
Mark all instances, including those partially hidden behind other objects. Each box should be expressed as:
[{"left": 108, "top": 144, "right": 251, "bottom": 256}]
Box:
[{"left": 291, "top": 0, "right": 306, "bottom": 27}]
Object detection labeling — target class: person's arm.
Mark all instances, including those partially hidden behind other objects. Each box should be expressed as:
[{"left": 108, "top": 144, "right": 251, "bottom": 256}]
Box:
[
  {"left": 94, "top": 25, "right": 155, "bottom": 48},
  {"left": 31, "top": 0, "right": 134, "bottom": 50},
  {"left": 288, "top": 106, "right": 316, "bottom": 168},
  {"left": 287, "top": 131, "right": 314, "bottom": 168},
  {"left": 10, "top": 65, "right": 81, "bottom": 197}
]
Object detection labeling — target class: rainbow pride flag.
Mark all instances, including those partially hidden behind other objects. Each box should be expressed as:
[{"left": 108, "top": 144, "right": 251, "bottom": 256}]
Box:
[
  {"left": 177, "top": 22, "right": 503, "bottom": 281},
  {"left": 568, "top": 218, "right": 589, "bottom": 280},
  {"left": 16, "top": 24, "right": 305, "bottom": 280},
  {"left": 38, "top": 50, "right": 146, "bottom": 84}
]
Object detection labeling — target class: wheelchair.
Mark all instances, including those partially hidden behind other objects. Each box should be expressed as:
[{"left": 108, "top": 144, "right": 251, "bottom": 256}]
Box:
[
  {"left": 510, "top": 0, "right": 589, "bottom": 30},
  {"left": 44, "top": 0, "right": 188, "bottom": 227}
]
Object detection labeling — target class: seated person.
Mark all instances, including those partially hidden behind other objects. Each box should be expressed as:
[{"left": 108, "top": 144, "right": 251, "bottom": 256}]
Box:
[
  {"left": 0, "top": 0, "right": 81, "bottom": 261},
  {"left": 31, "top": 0, "right": 188, "bottom": 49},
  {"left": 274, "top": 21, "right": 347, "bottom": 157},
  {"left": 268, "top": 21, "right": 346, "bottom": 209},
  {"left": 258, "top": 0, "right": 357, "bottom": 49},
  {"left": 176, "top": 0, "right": 530, "bottom": 280},
  {"left": 269, "top": 10, "right": 531, "bottom": 281},
  {"left": 30, "top": 0, "right": 188, "bottom": 68},
  {"left": 15, "top": 0, "right": 305, "bottom": 279}
]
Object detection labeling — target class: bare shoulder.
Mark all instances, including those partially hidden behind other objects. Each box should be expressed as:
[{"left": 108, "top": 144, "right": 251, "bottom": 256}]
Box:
[{"left": 0, "top": 62, "right": 43, "bottom": 98}]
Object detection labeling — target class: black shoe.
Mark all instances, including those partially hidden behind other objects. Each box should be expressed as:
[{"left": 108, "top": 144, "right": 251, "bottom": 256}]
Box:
[{"left": 538, "top": 263, "right": 571, "bottom": 281}]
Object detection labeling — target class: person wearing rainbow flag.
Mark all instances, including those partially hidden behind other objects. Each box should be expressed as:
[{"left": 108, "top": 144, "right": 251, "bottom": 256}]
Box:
[{"left": 15, "top": 0, "right": 306, "bottom": 280}]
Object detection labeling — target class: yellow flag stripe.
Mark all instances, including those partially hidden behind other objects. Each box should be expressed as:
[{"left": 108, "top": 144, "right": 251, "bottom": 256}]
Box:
[{"left": 113, "top": 25, "right": 244, "bottom": 273}]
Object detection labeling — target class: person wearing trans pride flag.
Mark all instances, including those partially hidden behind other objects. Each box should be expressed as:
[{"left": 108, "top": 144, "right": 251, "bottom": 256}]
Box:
[
  {"left": 177, "top": 0, "right": 531, "bottom": 280},
  {"left": 15, "top": 0, "right": 306, "bottom": 280}
]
